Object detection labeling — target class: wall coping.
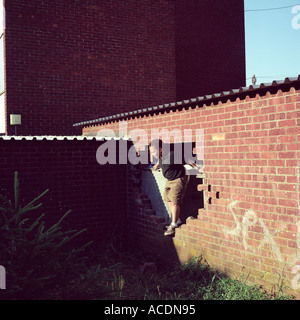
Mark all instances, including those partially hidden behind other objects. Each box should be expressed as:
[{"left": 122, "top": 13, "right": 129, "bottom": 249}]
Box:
[{"left": 73, "top": 75, "right": 300, "bottom": 128}]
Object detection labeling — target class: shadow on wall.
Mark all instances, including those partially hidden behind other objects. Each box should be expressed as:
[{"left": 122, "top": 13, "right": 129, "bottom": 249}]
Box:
[
  {"left": 130, "top": 166, "right": 204, "bottom": 266},
  {"left": 181, "top": 174, "right": 204, "bottom": 224},
  {"left": 129, "top": 141, "right": 205, "bottom": 265},
  {"left": 0, "top": 138, "right": 129, "bottom": 250}
]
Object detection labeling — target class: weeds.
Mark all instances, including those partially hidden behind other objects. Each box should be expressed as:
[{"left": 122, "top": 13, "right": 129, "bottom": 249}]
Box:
[
  {"left": 0, "top": 172, "right": 92, "bottom": 300},
  {"left": 70, "top": 248, "right": 293, "bottom": 301}
]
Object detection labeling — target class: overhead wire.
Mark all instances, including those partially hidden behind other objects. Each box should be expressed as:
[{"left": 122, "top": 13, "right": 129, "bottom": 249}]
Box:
[{"left": 245, "top": 4, "right": 300, "bottom": 12}]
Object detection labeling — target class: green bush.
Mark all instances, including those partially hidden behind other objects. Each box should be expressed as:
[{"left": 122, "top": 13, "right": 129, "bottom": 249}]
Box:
[{"left": 0, "top": 172, "right": 92, "bottom": 299}]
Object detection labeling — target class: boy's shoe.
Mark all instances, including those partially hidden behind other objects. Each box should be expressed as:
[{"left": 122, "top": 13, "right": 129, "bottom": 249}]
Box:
[
  {"left": 164, "top": 225, "right": 176, "bottom": 236},
  {"left": 164, "top": 219, "right": 182, "bottom": 230}
]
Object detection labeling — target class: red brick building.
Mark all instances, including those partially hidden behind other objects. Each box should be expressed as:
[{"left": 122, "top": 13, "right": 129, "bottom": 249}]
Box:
[{"left": 1, "top": 0, "right": 245, "bottom": 136}]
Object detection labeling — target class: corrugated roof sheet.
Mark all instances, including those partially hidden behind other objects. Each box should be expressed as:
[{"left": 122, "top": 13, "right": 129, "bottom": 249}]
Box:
[
  {"left": 0, "top": 136, "right": 129, "bottom": 141},
  {"left": 73, "top": 75, "right": 300, "bottom": 127}
]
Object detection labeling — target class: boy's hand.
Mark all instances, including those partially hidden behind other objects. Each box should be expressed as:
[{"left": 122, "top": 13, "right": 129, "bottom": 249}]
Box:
[
  {"left": 189, "top": 161, "right": 204, "bottom": 173},
  {"left": 153, "top": 163, "right": 159, "bottom": 171}
]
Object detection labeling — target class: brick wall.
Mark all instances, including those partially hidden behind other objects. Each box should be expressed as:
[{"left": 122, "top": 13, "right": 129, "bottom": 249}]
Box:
[
  {"left": 175, "top": 0, "right": 246, "bottom": 100},
  {"left": 3, "top": 0, "right": 245, "bottom": 136},
  {"left": 4, "top": 0, "right": 176, "bottom": 135},
  {"left": 81, "top": 79, "right": 300, "bottom": 296},
  {"left": 0, "top": 137, "right": 128, "bottom": 247}
]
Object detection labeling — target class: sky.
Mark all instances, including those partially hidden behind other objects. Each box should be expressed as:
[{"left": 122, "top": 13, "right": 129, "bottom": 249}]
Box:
[{"left": 244, "top": 0, "right": 300, "bottom": 86}]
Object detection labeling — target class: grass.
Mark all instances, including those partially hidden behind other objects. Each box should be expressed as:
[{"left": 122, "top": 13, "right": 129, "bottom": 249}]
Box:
[{"left": 50, "top": 243, "right": 294, "bottom": 300}]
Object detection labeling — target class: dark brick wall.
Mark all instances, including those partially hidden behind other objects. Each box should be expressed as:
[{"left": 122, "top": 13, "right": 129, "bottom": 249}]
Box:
[
  {"left": 175, "top": 0, "right": 246, "bottom": 100},
  {"left": 4, "top": 0, "right": 176, "bottom": 135},
  {"left": 0, "top": 137, "right": 128, "bottom": 246}
]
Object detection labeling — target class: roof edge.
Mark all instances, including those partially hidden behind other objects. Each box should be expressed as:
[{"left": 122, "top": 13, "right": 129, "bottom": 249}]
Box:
[
  {"left": 73, "top": 75, "right": 300, "bottom": 127},
  {"left": 0, "top": 135, "right": 130, "bottom": 141}
]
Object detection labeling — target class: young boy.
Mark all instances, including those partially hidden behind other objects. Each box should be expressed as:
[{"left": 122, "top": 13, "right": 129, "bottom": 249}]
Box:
[{"left": 149, "top": 139, "right": 188, "bottom": 236}]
